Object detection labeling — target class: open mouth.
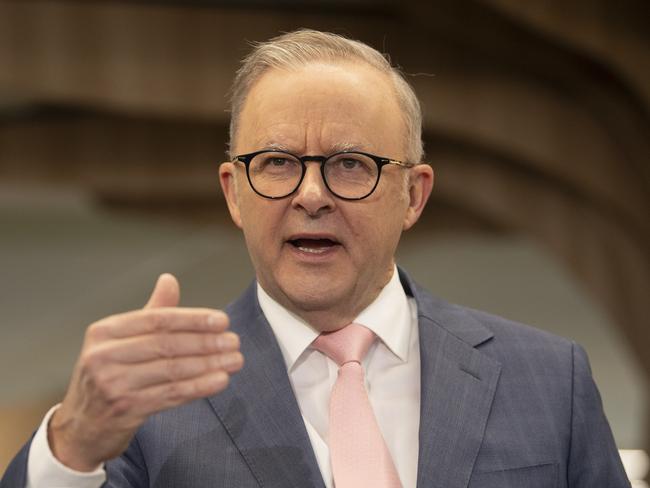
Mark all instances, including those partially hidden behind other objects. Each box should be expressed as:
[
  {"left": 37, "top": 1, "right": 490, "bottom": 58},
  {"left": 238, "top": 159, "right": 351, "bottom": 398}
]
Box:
[{"left": 288, "top": 237, "right": 340, "bottom": 254}]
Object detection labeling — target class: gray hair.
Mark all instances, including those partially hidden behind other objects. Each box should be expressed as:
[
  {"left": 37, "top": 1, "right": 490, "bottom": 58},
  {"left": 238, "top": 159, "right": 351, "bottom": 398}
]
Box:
[{"left": 228, "top": 29, "right": 424, "bottom": 164}]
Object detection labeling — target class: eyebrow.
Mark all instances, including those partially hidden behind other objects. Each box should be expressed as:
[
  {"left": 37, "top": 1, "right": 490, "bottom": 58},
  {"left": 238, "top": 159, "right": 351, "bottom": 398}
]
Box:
[
  {"left": 260, "top": 141, "right": 370, "bottom": 154},
  {"left": 261, "top": 142, "right": 293, "bottom": 152},
  {"left": 329, "top": 141, "right": 368, "bottom": 153}
]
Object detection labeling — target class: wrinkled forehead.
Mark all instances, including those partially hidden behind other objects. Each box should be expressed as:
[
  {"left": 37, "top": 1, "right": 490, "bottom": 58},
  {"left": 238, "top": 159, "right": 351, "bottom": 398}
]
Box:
[{"left": 233, "top": 62, "right": 406, "bottom": 157}]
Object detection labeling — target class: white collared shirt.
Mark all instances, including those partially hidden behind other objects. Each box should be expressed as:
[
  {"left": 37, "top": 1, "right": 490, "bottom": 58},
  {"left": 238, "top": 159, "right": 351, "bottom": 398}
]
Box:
[
  {"left": 26, "top": 266, "right": 421, "bottom": 488},
  {"left": 258, "top": 265, "right": 421, "bottom": 488}
]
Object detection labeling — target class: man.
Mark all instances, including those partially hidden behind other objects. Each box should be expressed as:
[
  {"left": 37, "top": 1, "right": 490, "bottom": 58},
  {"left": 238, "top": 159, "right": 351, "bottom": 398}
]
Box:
[{"left": 2, "top": 29, "right": 630, "bottom": 488}]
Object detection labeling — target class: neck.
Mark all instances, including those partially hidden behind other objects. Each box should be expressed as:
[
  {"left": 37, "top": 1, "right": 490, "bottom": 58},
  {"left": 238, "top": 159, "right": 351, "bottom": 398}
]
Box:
[
  {"left": 293, "top": 306, "right": 364, "bottom": 332},
  {"left": 263, "top": 265, "right": 395, "bottom": 332}
]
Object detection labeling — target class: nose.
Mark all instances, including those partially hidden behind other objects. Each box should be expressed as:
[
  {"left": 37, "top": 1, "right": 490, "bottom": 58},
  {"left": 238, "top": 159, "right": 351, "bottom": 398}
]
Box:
[{"left": 290, "top": 161, "right": 336, "bottom": 216}]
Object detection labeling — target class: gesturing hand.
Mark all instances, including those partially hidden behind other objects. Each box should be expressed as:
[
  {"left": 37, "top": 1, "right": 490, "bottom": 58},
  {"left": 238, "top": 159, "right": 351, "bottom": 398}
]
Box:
[{"left": 48, "top": 274, "right": 243, "bottom": 472}]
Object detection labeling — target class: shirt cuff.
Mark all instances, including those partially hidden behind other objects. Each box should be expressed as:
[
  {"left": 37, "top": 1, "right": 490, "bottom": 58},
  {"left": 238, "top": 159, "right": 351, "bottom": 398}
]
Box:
[{"left": 26, "top": 404, "right": 107, "bottom": 488}]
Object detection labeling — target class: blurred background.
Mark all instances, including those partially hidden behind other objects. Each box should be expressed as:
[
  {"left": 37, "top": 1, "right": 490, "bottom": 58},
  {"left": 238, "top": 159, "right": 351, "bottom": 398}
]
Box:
[{"left": 0, "top": 0, "right": 648, "bottom": 482}]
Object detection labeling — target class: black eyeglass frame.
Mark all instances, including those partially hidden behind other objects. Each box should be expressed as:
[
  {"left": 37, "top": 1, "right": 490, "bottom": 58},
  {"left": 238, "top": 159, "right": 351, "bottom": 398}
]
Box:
[{"left": 231, "top": 149, "right": 415, "bottom": 201}]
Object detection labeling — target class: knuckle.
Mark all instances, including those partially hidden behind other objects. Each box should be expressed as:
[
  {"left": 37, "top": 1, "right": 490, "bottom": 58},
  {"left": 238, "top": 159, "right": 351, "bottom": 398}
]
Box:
[
  {"left": 94, "top": 369, "right": 120, "bottom": 395},
  {"left": 92, "top": 367, "right": 111, "bottom": 387},
  {"left": 228, "top": 333, "right": 240, "bottom": 349},
  {"left": 156, "top": 334, "right": 174, "bottom": 358},
  {"left": 85, "top": 319, "right": 110, "bottom": 342},
  {"left": 85, "top": 312, "right": 126, "bottom": 343},
  {"left": 207, "top": 355, "right": 222, "bottom": 370},
  {"left": 216, "top": 332, "right": 240, "bottom": 351},
  {"left": 215, "top": 353, "right": 231, "bottom": 370},
  {"left": 232, "top": 352, "right": 244, "bottom": 369},
  {"left": 84, "top": 323, "right": 100, "bottom": 342},
  {"left": 210, "top": 310, "right": 230, "bottom": 329},
  {"left": 194, "top": 356, "right": 210, "bottom": 374},
  {"left": 108, "top": 395, "right": 133, "bottom": 417},
  {"left": 148, "top": 311, "right": 165, "bottom": 333},
  {"left": 201, "top": 336, "right": 217, "bottom": 354},
  {"left": 165, "top": 358, "right": 185, "bottom": 381},
  {"left": 204, "top": 371, "right": 228, "bottom": 394},
  {"left": 79, "top": 348, "right": 105, "bottom": 375},
  {"left": 166, "top": 381, "right": 188, "bottom": 403},
  {"left": 213, "top": 372, "right": 230, "bottom": 390},
  {"left": 78, "top": 351, "right": 93, "bottom": 372}
]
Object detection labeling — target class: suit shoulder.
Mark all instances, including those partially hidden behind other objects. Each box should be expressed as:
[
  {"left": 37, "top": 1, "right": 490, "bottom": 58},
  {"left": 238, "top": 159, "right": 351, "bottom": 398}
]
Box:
[
  {"left": 414, "top": 283, "right": 577, "bottom": 368},
  {"left": 445, "top": 303, "right": 578, "bottom": 380},
  {"left": 464, "top": 305, "right": 573, "bottom": 349},
  {"left": 403, "top": 269, "right": 575, "bottom": 358}
]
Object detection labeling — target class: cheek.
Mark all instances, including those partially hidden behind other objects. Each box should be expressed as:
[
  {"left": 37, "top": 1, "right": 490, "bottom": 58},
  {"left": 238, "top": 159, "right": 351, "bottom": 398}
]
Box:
[
  {"left": 238, "top": 198, "right": 284, "bottom": 256},
  {"left": 344, "top": 207, "right": 399, "bottom": 260},
  {"left": 369, "top": 196, "right": 409, "bottom": 252}
]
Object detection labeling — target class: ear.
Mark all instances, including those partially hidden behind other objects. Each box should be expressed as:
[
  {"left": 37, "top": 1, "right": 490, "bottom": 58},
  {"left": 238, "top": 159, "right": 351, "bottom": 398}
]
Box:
[
  {"left": 219, "top": 162, "right": 243, "bottom": 229},
  {"left": 402, "top": 163, "right": 434, "bottom": 231}
]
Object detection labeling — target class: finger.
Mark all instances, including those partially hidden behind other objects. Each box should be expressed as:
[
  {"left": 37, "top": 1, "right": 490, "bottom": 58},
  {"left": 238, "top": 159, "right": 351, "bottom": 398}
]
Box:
[
  {"left": 114, "top": 352, "right": 244, "bottom": 391},
  {"left": 134, "top": 370, "right": 231, "bottom": 416},
  {"left": 91, "top": 331, "right": 241, "bottom": 363},
  {"left": 145, "top": 273, "right": 180, "bottom": 309},
  {"left": 90, "top": 308, "right": 230, "bottom": 340}
]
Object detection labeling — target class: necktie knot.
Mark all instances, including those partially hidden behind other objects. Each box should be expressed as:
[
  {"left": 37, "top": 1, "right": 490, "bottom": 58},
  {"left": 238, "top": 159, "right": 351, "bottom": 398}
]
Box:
[{"left": 312, "top": 323, "right": 375, "bottom": 366}]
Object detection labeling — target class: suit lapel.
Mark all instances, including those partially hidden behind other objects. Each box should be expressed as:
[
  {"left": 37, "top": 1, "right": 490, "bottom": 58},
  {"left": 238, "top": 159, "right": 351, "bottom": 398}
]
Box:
[
  {"left": 207, "top": 283, "right": 326, "bottom": 488},
  {"left": 400, "top": 271, "right": 502, "bottom": 488}
]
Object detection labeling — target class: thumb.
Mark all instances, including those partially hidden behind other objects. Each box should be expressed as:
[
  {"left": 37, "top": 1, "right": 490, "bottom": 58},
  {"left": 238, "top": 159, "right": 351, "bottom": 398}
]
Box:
[{"left": 144, "top": 273, "right": 180, "bottom": 309}]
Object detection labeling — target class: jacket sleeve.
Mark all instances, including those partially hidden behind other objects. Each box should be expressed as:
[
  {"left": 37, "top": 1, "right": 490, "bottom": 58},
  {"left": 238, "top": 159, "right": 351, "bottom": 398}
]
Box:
[
  {"left": 0, "top": 430, "right": 148, "bottom": 488},
  {"left": 0, "top": 437, "right": 32, "bottom": 488},
  {"left": 103, "top": 434, "right": 149, "bottom": 487},
  {"left": 568, "top": 342, "right": 631, "bottom": 487}
]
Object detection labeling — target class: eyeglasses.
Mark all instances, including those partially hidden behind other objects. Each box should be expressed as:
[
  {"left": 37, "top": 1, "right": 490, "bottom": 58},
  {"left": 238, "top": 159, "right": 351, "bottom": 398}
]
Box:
[{"left": 231, "top": 150, "right": 414, "bottom": 200}]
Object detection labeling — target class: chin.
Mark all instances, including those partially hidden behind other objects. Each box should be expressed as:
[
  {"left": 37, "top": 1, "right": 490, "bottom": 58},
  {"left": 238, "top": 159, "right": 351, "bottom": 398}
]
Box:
[{"left": 278, "top": 272, "right": 349, "bottom": 313}]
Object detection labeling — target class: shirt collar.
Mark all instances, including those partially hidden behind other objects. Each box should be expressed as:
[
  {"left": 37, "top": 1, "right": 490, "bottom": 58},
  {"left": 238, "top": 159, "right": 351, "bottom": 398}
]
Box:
[{"left": 257, "top": 265, "right": 412, "bottom": 371}]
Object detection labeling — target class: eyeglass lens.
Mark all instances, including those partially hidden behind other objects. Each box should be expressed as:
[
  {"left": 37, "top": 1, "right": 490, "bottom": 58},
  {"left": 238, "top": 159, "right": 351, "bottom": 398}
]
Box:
[{"left": 248, "top": 152, "right": 379, "bottom": 199}]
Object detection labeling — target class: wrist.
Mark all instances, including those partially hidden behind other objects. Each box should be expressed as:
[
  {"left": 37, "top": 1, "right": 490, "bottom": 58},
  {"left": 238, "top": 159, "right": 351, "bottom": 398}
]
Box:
[{"left": 48, "top": 409, "right": 101, "bottom": 472}]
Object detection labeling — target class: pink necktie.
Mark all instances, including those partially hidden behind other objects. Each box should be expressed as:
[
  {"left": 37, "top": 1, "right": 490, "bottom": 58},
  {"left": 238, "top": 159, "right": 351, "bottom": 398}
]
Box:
[{"left": 312, "top": 323, "right": 402, "bottom": 488}]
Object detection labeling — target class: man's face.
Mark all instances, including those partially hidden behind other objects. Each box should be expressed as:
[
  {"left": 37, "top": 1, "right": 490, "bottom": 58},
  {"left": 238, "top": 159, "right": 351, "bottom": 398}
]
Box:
[{"left": 220, "top": 61, "right": 432, "bottom": 330}]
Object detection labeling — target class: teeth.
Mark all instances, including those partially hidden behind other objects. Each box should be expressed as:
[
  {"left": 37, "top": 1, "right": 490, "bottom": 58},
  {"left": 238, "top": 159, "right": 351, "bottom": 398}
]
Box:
[{"left": 298, "top": 246, "right": 328, "bottom": 254}]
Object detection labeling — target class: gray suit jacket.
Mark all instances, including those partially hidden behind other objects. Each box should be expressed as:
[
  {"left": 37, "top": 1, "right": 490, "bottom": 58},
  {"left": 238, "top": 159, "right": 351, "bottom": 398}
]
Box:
[{"left": 2, "top": 269, "right": 630, "bottom": 487}]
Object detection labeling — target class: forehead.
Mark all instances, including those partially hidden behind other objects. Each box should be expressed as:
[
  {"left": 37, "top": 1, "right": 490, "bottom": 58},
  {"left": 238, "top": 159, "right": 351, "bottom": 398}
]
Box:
[{"left": 235, "top": 62, "right": 405, "bottom": 156}]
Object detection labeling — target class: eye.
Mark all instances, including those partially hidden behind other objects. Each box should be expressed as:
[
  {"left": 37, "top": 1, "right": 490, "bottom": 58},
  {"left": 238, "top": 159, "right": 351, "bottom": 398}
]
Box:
[
  {"left": 267, "top": 157, "right": 289, "bottom": 166},
  {"left": 328, "top": 154, "right": 374, "bottom": 174},
  {"left": 336, "top": 157, "right": 365, "bottom": 171},
  {"left": 339, "top": 158, "right": 362, "bottom": 169}
]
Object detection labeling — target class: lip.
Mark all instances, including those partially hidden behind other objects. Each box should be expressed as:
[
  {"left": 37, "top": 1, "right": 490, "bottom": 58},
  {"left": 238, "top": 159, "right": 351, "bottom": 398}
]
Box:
[
  {"left": 285, "top": 241, "right": 342, "bottom": 262},
  {"left": 286, "top": 232, "right": 341, "bottom": 244},
  {"left": 284, "top": 232, "right": 343, "bottom": 262}
]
